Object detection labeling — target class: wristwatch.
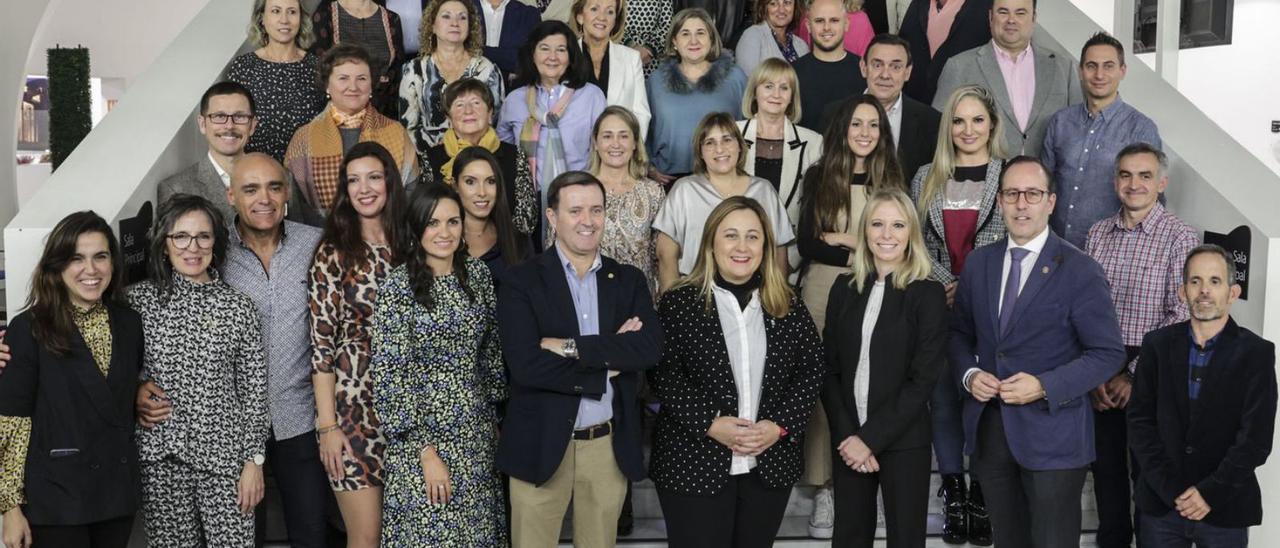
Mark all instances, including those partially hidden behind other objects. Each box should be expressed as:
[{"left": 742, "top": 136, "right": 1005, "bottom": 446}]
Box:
[
  {"left": 250, "top": 453, "right": 265, "bottom": 466},
  {"left": 562, "top": 338, "right": 579, "bottom": 359}
]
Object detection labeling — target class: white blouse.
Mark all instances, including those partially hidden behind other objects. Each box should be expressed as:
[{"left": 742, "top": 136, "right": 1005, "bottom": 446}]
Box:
[
  {"left": 855, "top": 280, "right": 885, "bottom": 426},
  {"left": 712, "top": 284, "right": 767, "bottom": 475}
]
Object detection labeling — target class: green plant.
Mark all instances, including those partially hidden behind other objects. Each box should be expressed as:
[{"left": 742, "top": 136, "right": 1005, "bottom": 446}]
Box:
[{"left": 47, "top": 46, "right": 92, "bottom": 171}]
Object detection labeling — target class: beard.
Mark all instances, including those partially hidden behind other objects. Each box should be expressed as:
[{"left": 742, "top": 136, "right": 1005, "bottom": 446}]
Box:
[
  {"left": 1189, "top": 302, "right": 1224, "bottom": 322},
  {"left": 813, "top": 37, "right": 843, "bottom": 54}
]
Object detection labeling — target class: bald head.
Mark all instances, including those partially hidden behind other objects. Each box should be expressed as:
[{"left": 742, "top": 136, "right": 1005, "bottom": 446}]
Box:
[{"left": 228, "top": 152, "right": 290, "bottom": 232}]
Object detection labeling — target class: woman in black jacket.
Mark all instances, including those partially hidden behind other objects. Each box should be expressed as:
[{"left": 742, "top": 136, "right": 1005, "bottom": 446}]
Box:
[
  {"left": 650, "top": 195, "right": 825, "bottom": 548},
  {"left": 821, "top": 188, "right": 947, "bottom": 547},
  {"left": 0, "top": 211, "right": 143, "bottom": 548}
]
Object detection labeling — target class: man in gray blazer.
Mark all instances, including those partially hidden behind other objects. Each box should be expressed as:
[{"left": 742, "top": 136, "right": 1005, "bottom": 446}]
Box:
[{"left": 931, "top": 0, "right": 1082, "bottom": 157}]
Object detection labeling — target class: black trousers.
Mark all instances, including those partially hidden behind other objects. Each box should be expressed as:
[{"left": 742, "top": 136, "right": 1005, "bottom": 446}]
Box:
[
  {"left": 657, "top": 471, "right": 792, "bottom": 548},
  {"left": 1093, "top": 345, "right": 1142, "bottom": 548},
  {"left": 30, "top": 514, "right": 134, "bottom": 548},
  {"left": 972, "top": 405, "right": 1088, "bottom": 548},
  {"left": 832, "top": 446, "right": 932, "bottom": 547},
  {"left": 253, "top": 429, "right": 334, "bottom": 548}
]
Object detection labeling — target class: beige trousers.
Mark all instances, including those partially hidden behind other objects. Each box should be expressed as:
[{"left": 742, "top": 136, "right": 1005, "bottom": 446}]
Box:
[{"left": 509, "top": 434, "right": 628, "bottom": 548}]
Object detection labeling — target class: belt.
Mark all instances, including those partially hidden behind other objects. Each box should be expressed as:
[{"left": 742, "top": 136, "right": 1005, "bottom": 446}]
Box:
[{"left": 572, "top": 420, "right": 613, "bottom": 440}]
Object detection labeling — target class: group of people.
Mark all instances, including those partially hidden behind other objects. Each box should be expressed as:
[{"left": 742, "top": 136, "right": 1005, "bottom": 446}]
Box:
[{"left": 0, "top": 0, "right": 1277, "bottom": 548}]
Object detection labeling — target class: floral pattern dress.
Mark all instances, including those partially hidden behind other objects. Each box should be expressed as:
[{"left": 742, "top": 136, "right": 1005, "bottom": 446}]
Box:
[
  {"left": 600, "top": 177, "right": 666, "bottom": 297},
  {"left": 370, "top": 257, "right": 508, "bottom": 547},
  {"left": 309, "top": 241, "right": 394, "bottom": 490}
]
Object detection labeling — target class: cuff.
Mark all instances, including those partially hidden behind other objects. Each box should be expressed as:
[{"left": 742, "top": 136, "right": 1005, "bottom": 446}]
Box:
[{"left": 962, "top": 368, "right": 983, "bottom": 394}]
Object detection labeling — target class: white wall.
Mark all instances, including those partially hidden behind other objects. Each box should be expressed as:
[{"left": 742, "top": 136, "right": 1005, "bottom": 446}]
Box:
[{"left": 0, "top": 1, "right": 54, "bottom": 235}]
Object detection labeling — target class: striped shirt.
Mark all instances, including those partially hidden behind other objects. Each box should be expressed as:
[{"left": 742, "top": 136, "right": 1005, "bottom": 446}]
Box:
[{"left": 1086, "top": 202, "right": 1198, "bottom": 372}]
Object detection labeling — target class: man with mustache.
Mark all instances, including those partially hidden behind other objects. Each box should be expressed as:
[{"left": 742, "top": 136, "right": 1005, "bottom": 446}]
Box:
[
  {"left": 1084, "top": 143, "right": 1196, "bottom": 548},
  {"left": 791, "top": 0, "right": 867, "bottom": 134},
  {"left": 931, "top": 0, "right": 1081, "bottom": 156},
  {"left": 1043, "top": 31, "right": 1161, "bottom": 250},
  {"left": 1128, "top": 244, "right": 1277, "bottom": 548}
]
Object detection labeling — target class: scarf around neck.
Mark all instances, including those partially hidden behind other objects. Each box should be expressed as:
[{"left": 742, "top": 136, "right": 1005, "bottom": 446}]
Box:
[
  {"left": 518, "top": 84, "right": 575, "bottom": 191},
  {"left": 440, "top": 127, "right": 501, "bottom": 184}
]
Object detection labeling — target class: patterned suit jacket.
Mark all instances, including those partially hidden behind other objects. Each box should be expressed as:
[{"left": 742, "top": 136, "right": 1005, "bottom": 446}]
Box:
[{"left": 910, "top": 158, "right": 1007, "bottom": 285}]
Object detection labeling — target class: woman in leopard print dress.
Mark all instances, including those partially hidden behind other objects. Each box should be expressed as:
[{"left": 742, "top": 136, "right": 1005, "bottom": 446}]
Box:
[
  {"left": 308, "top": 142, "right": 410, "bottom": 547},
  {"left": 130, "top": 195, "right": 270, "bottom": 548}
]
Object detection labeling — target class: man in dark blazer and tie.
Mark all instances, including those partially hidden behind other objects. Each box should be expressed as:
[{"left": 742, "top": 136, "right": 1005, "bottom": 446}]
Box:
[
  {"left": 949, "top": 156, "right": 1124, "bottom": 547},
  {"left": 898, "top": 0, "right": 993, "bottom": 105},
  {"left": 475, "top": 0, "right": 541, "bottom": 79},
  {"left": 859, "top": 33, "right": 940, "bottom": 181},
  {"left": 1128, "top": 245, "right": 1277, "bottom": 547},
  {"left": 496, "top": 171, "right": 663, "bottom": 548},
  {"left": 931, "top": 0, "right": 1082, "bottom": 156}
]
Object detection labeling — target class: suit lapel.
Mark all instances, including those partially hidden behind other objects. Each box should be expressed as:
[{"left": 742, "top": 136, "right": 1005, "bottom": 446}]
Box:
[
  {"left": 1005, "top": 234, "right": 1062, "bottom": 336},
  {"left": 1026, "top": 46, "right": 1057, "bottom": 127},
  {"left": 927, "top": 190, "right": 949, "bottom": 252},
  {"left": 780, "top": 122, "right": 804, "bottom": 209},
  {"left": 740, "top": 119, "right": 759, "bottom": 171},
  {"left": 1170, "top": 328, "right": 1193, "bottom": 423},
  {"left": 70, "top": 308, "right": 125, "bottom": 426},
  {"left": 539, "top": 252, "right": 582, "bottom": 336},
  {"left": 985, "top": 240, "right": 1005, "bottom": 336},
  {"left": 975, "top": 161, "right": 1002, "bottom": 229},
  {"left": 195, "top": 157, "right": 229, "bottom": 206},
  {"left": 595, "top": 259, "right": 618, "bottom": 334},
  {"left": 976, "top": 45, "right": 1018, "bottom": 131},
  {"left": 606, "top": 42, "right": 624, "bottom": 100}
]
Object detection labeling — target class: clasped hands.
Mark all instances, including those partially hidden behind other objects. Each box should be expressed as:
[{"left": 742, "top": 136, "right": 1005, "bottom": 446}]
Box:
[
  {"left": 968, "top": 371, "right": 1046, "bottom": 405},
  {"left": 837, "top": 435, "right": 879, "bottom": 474},
  {"left": 540, "top": 316, "right": 644, "bottom": 379},
  {"left": 707, "top": 416, "right": 782, "bottom": 457},
  {"left": 1091, "top": 373, "right": 1133, "bottom": 411}
]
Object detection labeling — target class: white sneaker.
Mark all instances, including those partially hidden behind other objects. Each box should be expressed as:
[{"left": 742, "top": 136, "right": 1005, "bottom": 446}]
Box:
[{"left": 808, "top": 486, "right": 834, "bottom": 539}]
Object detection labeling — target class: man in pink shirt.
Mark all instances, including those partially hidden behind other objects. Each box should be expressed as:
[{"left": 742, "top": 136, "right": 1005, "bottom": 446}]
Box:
[{"left": 931, "top": 0, "right": 1081, "bottom": 156}]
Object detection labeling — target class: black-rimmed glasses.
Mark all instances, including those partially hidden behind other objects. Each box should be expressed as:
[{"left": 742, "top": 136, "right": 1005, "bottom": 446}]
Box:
[
  {"left": 167, "top": 232, "right": 215, "bottom": 250},
  {"left": 204, "top": 112, "right": 255, "bottom": 125},
  {"left": 999, "top": 189, "right": 1048, "bottom": 205}
]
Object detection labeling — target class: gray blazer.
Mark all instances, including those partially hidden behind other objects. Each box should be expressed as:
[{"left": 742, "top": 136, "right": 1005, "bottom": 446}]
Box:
[
  {"left": 909, "top": 159, "right": 1006, "bottom": 285},
  {"left": 156, "top": 157, "right": 323, "bottom": 227},
  {"left": 932, "top": 41, "right": 1082, "bottom": 157}
]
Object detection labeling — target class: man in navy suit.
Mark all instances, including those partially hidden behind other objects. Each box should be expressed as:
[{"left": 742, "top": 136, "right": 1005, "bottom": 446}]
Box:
[
  {"left": 475, "top": 0, "right": 541, "bottom": 79},
  {"left": 949, "top": 155, "right": 1125, "bottom": 547},
  {"left": 496, "top": 171, "right": 663, "bottom": 548}
]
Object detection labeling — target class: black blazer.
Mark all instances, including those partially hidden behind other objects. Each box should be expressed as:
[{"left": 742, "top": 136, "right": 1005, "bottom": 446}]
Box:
[
  {"left": 1128, "top": 318, "right": 1277, "bottom": 528},
  {"left": 899, "top": 0, "right": 993, "bottom": 104},
  {"left": 495, "top": 250, "right": 663, "bottom": 484},
  {"left": 475, "top": 0, "right": 540, "bottom": 78},
  {"left": 0, "top": 306, "right": 143, "bottom": 525},
  {"left": 425, "top": 141, "right": 522, "bottom": 219},
  {"left": 898, "top": 96, "right": 941, "bottom": 182},
  {"left": 649, "top": 285, "right": 825, "bottom": 495},
  {"left": 822, "top": 274, "right": 947, "bottom": 454}
]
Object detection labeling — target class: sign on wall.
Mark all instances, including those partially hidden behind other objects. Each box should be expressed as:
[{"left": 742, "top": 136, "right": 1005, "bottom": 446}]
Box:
[
  {"left": 1203, "top": 225, "right": 1250, "bottom": 300},
  {"left": 119, "top": 201, "right": 152, "bottom": 284}
]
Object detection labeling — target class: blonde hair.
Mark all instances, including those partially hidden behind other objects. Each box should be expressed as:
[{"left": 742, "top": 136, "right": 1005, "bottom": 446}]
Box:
[
  {"left": 741, "top": 58, "right": 803, "bottom": 123},
  {"left": 691, "top": 112, "right": 748, "bottom": 177},
  {"left": 570, "top": 0, "right": 627, "bottom": 42},
  {"left": 849, "top": 189, "right": 934, "bottom": 292},
  {"left": 248, "top": 0, "right": 315, "bottom": 49},
  {"left": 916, "top": 85, "right": 1007, "bottom": 220},
  {"left": 418, "top": 0, "right": 484, "bottom": 58},
  {"left": 587, "top": 105, "right": 651, "bottom": 180},
  {"left": 665, "top": 8, "right": 724, "bottom": 61},
  {"left": 673, "top": 196, "right": 794, "bottom": 317}
]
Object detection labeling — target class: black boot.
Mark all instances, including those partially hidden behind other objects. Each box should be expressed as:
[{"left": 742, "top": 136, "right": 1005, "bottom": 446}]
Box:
[
  {"left": 968, "top": 477, "right": 993, "bottom": 546},
  {"left": 939, "top": 473, "right": 968, "bottom": 544}
]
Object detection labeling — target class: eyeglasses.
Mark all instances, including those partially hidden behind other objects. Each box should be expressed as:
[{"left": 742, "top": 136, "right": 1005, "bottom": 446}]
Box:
[
  {"left": 999, "top": 189, "right": 1048, "bottom": 204},
  {"left": 167, "top": 232, "right": 215, "bottom": 250},
  {"left": 204, "top": 112, "right": 255, "bottom": 125}
]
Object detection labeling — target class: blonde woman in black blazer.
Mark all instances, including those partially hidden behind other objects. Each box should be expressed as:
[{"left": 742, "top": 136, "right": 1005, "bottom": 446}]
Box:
[
  {"left": 651, "top": 196, "right": 825, "bottom": 548},
  {"left": 821, "top": 188, "right": 947, "bottom": 547}
]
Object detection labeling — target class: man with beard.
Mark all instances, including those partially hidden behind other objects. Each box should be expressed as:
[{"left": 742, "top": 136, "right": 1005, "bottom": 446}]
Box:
[
  {"left": 1128, "top": 245, "right": 1277, "bottom": 548},
  {"left": 792, "top": 0, "right": 867, "bottom": 134}
]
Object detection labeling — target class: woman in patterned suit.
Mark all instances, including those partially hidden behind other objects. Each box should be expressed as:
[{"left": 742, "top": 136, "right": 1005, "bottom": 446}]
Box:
[
  {"left": 308, "top": 141, "right": 410, "bottom": 548},
  {"left": 650, "top": 196, "right": 825, "bottom": 548},
  {"left": 370, "top": 183, "right": 507, "bottom": 547}
]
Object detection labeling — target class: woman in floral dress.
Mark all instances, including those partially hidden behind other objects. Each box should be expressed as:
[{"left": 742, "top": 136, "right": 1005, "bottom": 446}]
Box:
[{"left": 370, "top": 183, "right": 507, "bottom": 547}]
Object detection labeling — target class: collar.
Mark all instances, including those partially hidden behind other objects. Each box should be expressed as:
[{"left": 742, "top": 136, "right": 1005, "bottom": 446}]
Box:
[
  {"left": 554, "top": 242, "right": 602, "bottom": 278},
  {"left": 229, "top": 220, "right": 288, "bottom": 249},
  {"left": 70, "top": 301, "right": 108, "bottom": 321},
  {"left": 169, "top": 267, "right": 222, "bottom": 292},
  {"left": 1007, "top": 226, "right": 1050, "bottom": 256},
  {"left": 863, "top": 90, "right": 904, "bottom": 117},
  {"left": 208, "top": 152, "right": 232, "bottom": 187},
  {"left": 992, "top": 41, "right": 1033, "bottom": 63},
  {"left": 1086, "top": 95, "right": 1127, "bottom": 120},
  {"left": 1109, "top": 201, "right": 1167, "bottom": 234},
  {"left": 1188, "top": 321, "right": 1224, "bottom": 352},
  {"left": 480, "top": 0, "right": 510, "bottom": 13},
  {"left": 712, "top": 271, "right": 763, "bottom": 311}
]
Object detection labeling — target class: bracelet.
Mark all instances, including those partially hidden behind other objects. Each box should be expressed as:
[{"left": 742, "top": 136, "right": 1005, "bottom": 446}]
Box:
[{"left": 317, "top": 423, "right": 340, "bottom": 435}]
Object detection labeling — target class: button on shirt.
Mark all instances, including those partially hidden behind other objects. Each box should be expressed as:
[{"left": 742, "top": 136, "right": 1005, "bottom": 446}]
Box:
[
  {"left": 1187, "top": 324, "right": 1220, "bottom": 401},
  {"left": 223, "top": 221, "right": 324, "bottom": 440},
  {"left": 711, "top": 284, "right": 767, "bottom": 475},
  {"left": 556, "top": 244, "right": 614, "bottom": 428},
  {"left": 480, "top": 0, "right": 510, "bottom": 48},
  {"left": 964, "top": 227, "right": 1049, "bottom": 391},
  {"left": 1043, "top": 98, "right": 1162, "bottom": 248},
  {"left": 992, "top": 41, "right": 1036, "bottom": 132}
]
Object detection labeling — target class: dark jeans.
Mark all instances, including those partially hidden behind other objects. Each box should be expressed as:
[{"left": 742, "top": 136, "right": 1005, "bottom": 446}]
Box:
[
  {"left": 1139, "top": 510, "right": 1248, "bottom": 548},
  {"left": 930, "top": 370, "right": 966, "bottom": 474},
  {"left": 253, "top": 429, "right": 335, "bottom": 548},
  {"left": 657, "top": 471, "right": 792, "bottom": 548},
  {"left": 29, "top": 514, "right": 134, "bottom": 548},
  {"left": 972, "top": 404, "right": 1087, "bottom": 548},
  {"left": 832, "top": 446, "right": 932, "bottom": 547},
  {"left": 1094, "top": 345, "right": 1143, "bottom": 548}
]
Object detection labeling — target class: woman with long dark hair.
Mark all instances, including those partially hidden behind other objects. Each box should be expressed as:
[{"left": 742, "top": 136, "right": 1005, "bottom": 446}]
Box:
[
  {"left": 308, "top": 141, "right": 409, "bottom": 548},
  {"left": 451, "top": 146, "right": 531, "bottom": 280},
  {"left": 371, "top": 184, "right": 507, "bottom": 546},
  {"left": 128, "top": 195, "right": 270, "bottom": 547},
  {"left": 0, "top": 212, "right": 142, "bottom": 548}
]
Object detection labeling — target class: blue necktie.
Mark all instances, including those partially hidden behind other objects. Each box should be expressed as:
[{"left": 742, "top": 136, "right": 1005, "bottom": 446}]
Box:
[{"left": 999, "top": 247, "right": 1031, "bottom": 335}]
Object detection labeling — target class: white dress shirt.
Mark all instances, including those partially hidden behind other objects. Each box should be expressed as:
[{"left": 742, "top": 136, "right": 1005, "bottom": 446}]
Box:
[
  {"left": 208, "top": 152, "right": 231, "bottom": 188},
  {"left": 711, "top": 284, "right": 768, "bottom": 475},
  {"left": 855, "top": 280, "right": 885, "bottom": 426},
  {"left": 480, "top": 0, "right": 510, "bottom": 48},
  {"left": 866, "top": 90, "right": 905, "bottom": 151},
  {"left": 963, "top": 226, "right": 1050, "bottom": 392}
]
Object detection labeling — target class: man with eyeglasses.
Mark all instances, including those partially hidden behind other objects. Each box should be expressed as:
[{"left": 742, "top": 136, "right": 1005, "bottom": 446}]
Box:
[
  {"left": 139, "top": 153, "right": 331, "bottom": 547},
  {"left": 949, "top": 155, "right": 1124, "bottom": 547}
]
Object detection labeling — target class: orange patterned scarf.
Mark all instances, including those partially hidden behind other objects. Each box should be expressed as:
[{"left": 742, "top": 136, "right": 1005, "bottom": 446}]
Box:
[{"left": 298, "top": 103, "right": 407, "bottom": 210}]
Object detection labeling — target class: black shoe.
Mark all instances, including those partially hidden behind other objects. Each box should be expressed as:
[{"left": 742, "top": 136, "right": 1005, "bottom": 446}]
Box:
[
  {"left": 939, "top": 473, "right": 968, "bottom": 544},
  {"left": 968, "top": 478, "right": 993, "bottom": 546},
  {"left": 617, "top": 511, "right": 634, "bottom": 537}
]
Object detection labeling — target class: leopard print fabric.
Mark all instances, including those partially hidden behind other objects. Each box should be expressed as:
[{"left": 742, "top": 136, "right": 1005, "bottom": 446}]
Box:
[{"left": 309, "top": 241, "right": 392, "bottom": 490}]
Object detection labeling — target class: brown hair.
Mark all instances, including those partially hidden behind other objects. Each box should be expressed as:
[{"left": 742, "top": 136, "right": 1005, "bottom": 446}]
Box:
[
  {"left": 248, "top": 0, "right": 316, "bottom": 49},
  {"left": 665, "top": 8, "right": 724, "bottom": 61},
  {"left": 673, "top": 196, "right": 794, "bottom": 317},
  {"left": 570, "top": 0, "right": 627, "bottom": 42},
  {"left": 691, "top": 112, "right": 748, "bottom": 177},
  {"left": 26, "top": 211, "right": 127, "bottom": 356},
  {"left": 418, "top": 0, "right": 484, "bottom": 58},
  {"left": 804, "top": 94, "right": 904, "bottom": 235},
  {"left": 753, "top": 0, "right": 801, "bottom": 33}
]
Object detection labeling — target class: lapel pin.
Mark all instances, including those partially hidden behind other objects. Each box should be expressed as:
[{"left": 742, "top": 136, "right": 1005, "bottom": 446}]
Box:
[
  {"left": 608, "top": 272, "right": 614, "bottom": 279},
  {"left": 1042, "top": 266, "right": 1050, "bottom": 274}
]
